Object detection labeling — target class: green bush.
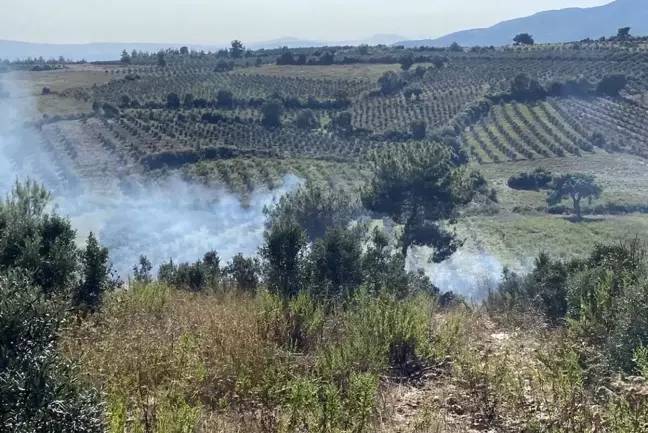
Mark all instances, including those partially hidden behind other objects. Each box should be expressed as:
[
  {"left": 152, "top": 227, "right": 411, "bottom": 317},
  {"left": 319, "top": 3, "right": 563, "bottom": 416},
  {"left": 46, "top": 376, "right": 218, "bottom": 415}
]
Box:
[
  {"left": 0, "top": 180, "right": 117, "bottom": 312},
  {"left": 223, "top": 253, "right": 260, "bottom": 292},
  {"left": 507, "top": 168, "right": 553, "bottom": 191},
  {"left": 490, "top": 239, "right": 648, "bottom": 372},
  {"left": 157, "top": 251, "right": 221, "bottom": 291},
  {"left": 489, "top": 253, "right": 573, "bottom": 323},
  {"left": 306, "top": 227, "right": 364, "bottom": 301},
  {"left": 259, "top": 219, "right": 308, "bottom": 297},
  {"left": 0, "top": 180, "right": 78, "bottom": 295},
  {"left": 0, "top": 271, "right": 104, "bottom": 432},
  {"left": 264, "top": 181, "right": 360, "bottom": 243}
]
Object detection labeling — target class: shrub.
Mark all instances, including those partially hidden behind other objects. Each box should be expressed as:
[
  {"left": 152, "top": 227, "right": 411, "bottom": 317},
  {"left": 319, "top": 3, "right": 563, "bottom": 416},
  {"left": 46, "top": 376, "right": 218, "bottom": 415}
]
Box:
[
  {"left": 490, "top": 240, "right": 648, "bottom": 372},
  {"left": 260, "top": 219, "right": 308, "bottom": 297},
  {"left": 264, "top": 181, "right": 360, "bottom": 242},
  {"left": 0, "top": 180, "right": 78, "bottom": 296},
  {"left": 74, "top": 233, "right": 120, "bottom": 313},
  {"left": 294, "top": 109, "right": 319, "bottom": 129},
  {"left": 489, "top": 253, "right": 572, "bottom": 324},
  {"left": 158, "top": 251, "right": 221, "bottom": 291},
  {"left": 362, "top": 227, "right": 411, "bottom": 299},
  {"left": 223, "top": 253, "right": 260, "bottom": 292},
  {"left": 507, "top": 168, "right": 553, "bottom": 191},
  {"left": 261, "top": 99, "right": 284, "bottom": 127},
  {"left": 0, "top": 271, "right": 104, "bottom": 432},
  {"left": 132, "top": 254, "right": 153, "bottom": 284},
  {"left": 307, "top": 227, "right": 364, "bottom": 301}
]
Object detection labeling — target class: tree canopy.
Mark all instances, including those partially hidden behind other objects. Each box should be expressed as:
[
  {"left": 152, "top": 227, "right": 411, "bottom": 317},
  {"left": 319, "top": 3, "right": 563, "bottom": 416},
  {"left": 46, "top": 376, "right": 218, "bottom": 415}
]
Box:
[
  {"left": 513, "top": 33, "right": 535, "bottom": 46},
  {"left": 547, "top": 173, "right": 602, "bottom": 220},
  {"left": 361, "top": 142, "right": 483, "bottom": 260},
  {"left": 230, "top": 40, "right": 245, "bottom": 59},
  {"left": 264, "top": 181, "right": 359, "bottom": 243}
]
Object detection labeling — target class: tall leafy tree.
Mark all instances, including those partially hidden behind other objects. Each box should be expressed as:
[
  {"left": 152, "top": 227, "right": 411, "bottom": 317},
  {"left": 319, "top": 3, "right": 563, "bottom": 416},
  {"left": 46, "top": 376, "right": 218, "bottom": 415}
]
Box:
[
  {"left": 307, "top": 227, "right": 364, "bottom": 300},
  {"left": 261, "top": 99, "right": 284, "bottom": 127},
  {"left": 0, "top": 180, "right": 78, "bottom": 295},
  {"left": 547, "top": 173, "right": 602, "bottom": 221},
  {"left": 230, "top": 40, "right": 245, "bottom": 59},
  {"left": 259, "top": 219, "right": 307, "bottom": 297},
  {"left": 75, "top": 233, "right": 120, "bottom": 313},
  {"left": 361, "top": 142, "right": 482, "bottom": 260},
  {"left": 399, "top": 53, "right": 414, "bottom": 71},
  {"left": 157, "top": 51, "right": 166, "bottom": 67},
  {"left": 264, "top": 182, "right": 359, "bottom": 243},
  {"left": 513, "top": 33, "right": 535, "bottom": 46},
  {"left": 617, "top": 27, "right": 632, "bottom": 42}
]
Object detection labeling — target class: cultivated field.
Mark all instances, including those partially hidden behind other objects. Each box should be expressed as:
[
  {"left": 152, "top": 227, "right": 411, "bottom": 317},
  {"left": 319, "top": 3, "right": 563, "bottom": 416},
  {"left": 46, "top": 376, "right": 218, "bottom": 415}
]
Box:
[
  {"left": 3, "top": 41, "right": 648, "bottom": 260},
  {"left": 7, "top": 35, "right": 648, "bottom": 433}
]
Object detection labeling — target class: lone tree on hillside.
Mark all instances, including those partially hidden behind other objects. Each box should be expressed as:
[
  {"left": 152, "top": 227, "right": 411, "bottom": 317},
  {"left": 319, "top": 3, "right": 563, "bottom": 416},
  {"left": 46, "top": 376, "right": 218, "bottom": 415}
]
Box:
[
  {"left": 547, "top": 173, "right": 602, "bottom": 221},
  {"left": 166, "top": 92, "right": 180, "bottom": 109},
  {"left": 449, "top": 42, "right": 463, "bottom": 52},
  {"left": 410, "top": 120, "right": 427, "bottom": 139},
  {"left": 157, "top": 51, "right": 167, "bottom": 67},
  {"left": 295, "top": 109, "right": 319, "bottom": 129},
  {"left": 230, "top": 40, "right": 245, "bottom": 59},
  {"left": 378, "top": 70, "right": 403, "bottom": 95},
  {"left": 513, "top": 33, "right": 535, "bottom": 46},
  {"left": 617, "top": 27, "right": 632, "bottom": 42},
  {"left": 331, "top": 111, "right": 353, "bottom": 136},
  {"left": 216, "top": 89, "right": 234, "bottom": 107},
  {"left": 361, "top": 142, "right": 483, "bottom": 260}
]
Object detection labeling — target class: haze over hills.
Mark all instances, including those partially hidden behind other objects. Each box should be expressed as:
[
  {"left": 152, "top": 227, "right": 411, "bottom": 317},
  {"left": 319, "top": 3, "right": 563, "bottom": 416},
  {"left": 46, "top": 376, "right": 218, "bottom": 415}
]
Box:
[
  {"left": 0, "top": 34, "right": 408, "bottom": 61},
  {"left": 399, "top": 0, "right": 647, "bottom": 48}
]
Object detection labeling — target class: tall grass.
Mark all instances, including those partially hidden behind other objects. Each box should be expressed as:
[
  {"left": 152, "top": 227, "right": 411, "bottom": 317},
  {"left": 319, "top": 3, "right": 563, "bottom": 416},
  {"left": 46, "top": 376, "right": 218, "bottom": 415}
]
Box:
[{"left": 62, "top": 285, "right": 444, "bottom": 432}]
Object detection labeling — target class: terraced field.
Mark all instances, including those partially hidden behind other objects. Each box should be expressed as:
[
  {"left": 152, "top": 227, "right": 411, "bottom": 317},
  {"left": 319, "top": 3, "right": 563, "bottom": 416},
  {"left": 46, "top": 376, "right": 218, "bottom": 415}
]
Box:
[{"left": 5, "top": 42, "right": 648, "bottom": 208}]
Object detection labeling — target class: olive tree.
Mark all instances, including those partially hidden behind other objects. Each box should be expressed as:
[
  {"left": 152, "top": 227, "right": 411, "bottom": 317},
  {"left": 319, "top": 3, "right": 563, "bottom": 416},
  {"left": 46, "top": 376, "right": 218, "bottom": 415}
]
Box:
[{"left": 547, "top": 173, "right": 602, "bottom": 220}]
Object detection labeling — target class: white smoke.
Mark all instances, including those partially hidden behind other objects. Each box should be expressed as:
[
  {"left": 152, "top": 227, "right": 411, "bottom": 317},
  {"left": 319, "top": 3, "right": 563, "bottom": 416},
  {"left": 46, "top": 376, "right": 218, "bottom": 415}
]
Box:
[
  {"left": 0, "top": 75, "right": 302, "bottom": 277},
  {"left": 407, "top": 246, "right": 531, "bottom": 300},
  {"left": 1, "top": 74, "right": 530, "bottom": 295}
]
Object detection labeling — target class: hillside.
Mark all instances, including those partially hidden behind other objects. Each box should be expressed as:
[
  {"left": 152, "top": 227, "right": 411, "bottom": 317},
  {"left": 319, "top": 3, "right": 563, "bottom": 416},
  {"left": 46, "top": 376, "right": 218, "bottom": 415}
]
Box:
[
  {"left": 400, "top": 0, "right": 648, "bottom": 47},
  {"left": 6, "top": 28, "right": 648, "bottom": 433}
]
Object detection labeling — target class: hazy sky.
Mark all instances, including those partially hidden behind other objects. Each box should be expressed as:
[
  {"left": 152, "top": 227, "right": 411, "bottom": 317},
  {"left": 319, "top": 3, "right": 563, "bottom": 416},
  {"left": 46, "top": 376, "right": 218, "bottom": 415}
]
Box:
[{"left": 3, "top": 0, "right": 612, "bottom": 44}]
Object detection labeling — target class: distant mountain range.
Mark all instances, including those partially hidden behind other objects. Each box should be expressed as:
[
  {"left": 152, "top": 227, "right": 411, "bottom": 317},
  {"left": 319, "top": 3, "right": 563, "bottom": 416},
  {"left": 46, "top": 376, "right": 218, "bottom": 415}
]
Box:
[
  {"left": 399, "top": 0, "right": 647, "bottom": 48},
  {"left": 0, "top": 35, "right": 409, "bottom": 62},
  {"left": 3, "top": 0, "right": 647, "bottom": 61}
]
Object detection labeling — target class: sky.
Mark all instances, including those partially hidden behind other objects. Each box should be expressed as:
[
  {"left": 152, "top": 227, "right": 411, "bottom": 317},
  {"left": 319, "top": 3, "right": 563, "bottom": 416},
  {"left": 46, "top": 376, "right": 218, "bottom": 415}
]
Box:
[{"left": 2, "top": 0, "right": 613, "bottom": 44}]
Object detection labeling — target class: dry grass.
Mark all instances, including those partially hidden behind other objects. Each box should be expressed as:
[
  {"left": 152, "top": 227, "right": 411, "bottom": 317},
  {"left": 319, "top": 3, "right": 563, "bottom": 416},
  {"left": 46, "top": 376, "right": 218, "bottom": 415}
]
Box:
[
  {"left": 62, "top": 285, "right": 447, "bottom": 432},
  {"left": 59, "top": 282, "right": 648, "bottom": 433}
]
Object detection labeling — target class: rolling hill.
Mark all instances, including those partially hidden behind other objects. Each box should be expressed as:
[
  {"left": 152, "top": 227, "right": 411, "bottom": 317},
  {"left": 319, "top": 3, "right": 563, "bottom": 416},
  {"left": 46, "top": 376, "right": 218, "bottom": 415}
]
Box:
[{"left": 399, "top": 0, "right": 648, "bottom": 48}]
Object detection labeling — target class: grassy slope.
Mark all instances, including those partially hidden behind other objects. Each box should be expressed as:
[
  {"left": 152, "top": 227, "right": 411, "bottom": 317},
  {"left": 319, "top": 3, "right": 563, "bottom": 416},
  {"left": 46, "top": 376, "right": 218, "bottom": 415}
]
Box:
[{"left": 452, "top": 153, "right": 648, "bottom": 265}]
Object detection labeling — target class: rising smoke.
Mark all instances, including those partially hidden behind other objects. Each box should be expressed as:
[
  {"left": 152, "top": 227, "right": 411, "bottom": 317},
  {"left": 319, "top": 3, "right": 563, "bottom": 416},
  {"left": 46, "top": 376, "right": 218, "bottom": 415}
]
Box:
[
  {"left": 0, "top": 75, "right": 302, "bottom": 277},
  {"left": 0, "top": 74, "right": 522, "bottom": 296}
]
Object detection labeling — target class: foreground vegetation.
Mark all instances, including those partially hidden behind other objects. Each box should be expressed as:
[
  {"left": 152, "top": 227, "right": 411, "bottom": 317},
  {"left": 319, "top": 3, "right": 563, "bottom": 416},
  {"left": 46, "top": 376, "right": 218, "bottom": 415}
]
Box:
[
  {"left": 5, "top": 28, "right": 648, "bottom": 433},
  {"left": 4, "top": 167, "right": 648, "bottom": 432}
]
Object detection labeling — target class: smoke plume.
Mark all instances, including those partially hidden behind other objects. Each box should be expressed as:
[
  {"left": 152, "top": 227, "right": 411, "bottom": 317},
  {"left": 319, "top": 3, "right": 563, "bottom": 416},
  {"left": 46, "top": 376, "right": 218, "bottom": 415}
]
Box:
[
  {"left": 406, "top": 246, "right": 531, "bottom": 300},
  {"left": 0, "top": 75, "right": 302, "bottom": 277}
]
